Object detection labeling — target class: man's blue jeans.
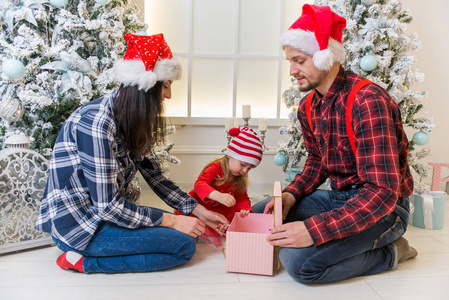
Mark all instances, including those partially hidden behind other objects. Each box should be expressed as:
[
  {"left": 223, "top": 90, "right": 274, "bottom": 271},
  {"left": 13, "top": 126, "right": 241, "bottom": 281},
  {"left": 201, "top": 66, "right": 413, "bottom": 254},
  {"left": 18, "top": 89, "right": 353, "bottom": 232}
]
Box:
[
  {"left": 252, "top": 187, "right": 410, "bottom": 283},
  {"left": 53, "top": 210, "right": 196, "bottom": 273}
]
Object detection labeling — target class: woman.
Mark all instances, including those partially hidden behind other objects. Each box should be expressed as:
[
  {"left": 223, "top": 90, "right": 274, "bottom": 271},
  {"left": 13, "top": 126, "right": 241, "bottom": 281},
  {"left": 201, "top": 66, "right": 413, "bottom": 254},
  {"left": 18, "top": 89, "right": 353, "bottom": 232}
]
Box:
[{"left": 35, "top": 33, "right": 228, "bottom": 273}]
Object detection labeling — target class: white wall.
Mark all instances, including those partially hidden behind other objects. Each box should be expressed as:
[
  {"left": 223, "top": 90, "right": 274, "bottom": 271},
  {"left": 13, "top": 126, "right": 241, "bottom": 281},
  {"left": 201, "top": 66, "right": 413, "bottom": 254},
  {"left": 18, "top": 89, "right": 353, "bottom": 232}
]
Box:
[
  {"left": 400, "top": 0, "right": 449, "bottom": 189},
  {"left": 133, "top": 0, "right": 449, "bottom": 194}
]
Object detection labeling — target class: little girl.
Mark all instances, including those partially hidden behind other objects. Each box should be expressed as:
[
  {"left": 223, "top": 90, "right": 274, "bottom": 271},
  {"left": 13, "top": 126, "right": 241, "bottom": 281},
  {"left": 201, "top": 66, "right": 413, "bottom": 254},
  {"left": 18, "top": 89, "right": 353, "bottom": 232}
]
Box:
[{"left": 176, "top": 126, "right": 263, "bottom": 247}]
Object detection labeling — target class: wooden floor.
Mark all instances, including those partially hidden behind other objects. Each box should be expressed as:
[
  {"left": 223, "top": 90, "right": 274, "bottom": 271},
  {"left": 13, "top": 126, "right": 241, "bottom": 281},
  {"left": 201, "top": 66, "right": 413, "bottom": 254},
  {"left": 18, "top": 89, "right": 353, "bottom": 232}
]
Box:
[{"left": 1, "top": 192, "right": 449, "bottom": 300}]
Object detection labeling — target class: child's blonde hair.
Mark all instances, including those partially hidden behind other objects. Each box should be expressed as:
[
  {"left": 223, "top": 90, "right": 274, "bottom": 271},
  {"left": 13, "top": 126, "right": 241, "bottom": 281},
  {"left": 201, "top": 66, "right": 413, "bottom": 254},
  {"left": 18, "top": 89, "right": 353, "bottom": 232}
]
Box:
[{"left": 200, "top": 155, "right": 249, "bottom": 194}]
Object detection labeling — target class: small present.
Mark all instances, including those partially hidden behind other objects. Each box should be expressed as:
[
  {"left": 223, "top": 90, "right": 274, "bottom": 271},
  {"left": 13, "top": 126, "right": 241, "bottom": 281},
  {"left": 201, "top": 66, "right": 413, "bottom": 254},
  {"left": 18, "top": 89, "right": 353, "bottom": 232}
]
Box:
[
  {"left": 225, "top": 182, "right": 282, "bottom": 276},
  {"left": 409, "top": 192, "right": 447, "bottom": 230}
]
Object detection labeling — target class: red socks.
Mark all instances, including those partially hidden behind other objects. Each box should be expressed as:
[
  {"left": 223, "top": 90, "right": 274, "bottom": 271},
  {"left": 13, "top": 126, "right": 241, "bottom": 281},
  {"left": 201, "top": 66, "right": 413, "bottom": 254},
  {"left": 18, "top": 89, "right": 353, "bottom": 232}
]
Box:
[{"left": 56, "top": 251, "right": 84, "bottom": 273}]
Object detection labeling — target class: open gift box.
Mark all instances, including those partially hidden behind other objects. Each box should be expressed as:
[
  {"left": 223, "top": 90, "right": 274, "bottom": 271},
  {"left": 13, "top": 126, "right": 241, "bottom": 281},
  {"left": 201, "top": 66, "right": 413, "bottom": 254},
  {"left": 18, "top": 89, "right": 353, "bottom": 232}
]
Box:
[{"left": 225, "top": 182, "right": 283, "bottom": 276}]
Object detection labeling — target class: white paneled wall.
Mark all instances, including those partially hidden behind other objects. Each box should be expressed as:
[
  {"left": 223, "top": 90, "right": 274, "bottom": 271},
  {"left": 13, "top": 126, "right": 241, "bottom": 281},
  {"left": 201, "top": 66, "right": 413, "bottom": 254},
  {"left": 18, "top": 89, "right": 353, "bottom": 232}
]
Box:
[{"left": 132, "top": 0, "right": 447, "bottom": 194}]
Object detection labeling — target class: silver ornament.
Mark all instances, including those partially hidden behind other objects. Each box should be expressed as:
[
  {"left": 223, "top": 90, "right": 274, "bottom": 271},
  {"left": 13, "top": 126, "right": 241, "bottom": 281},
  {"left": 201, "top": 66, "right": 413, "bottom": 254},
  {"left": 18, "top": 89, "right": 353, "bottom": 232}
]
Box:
[
  {"left": 123, "top": 177, "right": 141, "bottom": 202},
  {"left": 0, "top": 98, "right": 24, "bottom": 123}
]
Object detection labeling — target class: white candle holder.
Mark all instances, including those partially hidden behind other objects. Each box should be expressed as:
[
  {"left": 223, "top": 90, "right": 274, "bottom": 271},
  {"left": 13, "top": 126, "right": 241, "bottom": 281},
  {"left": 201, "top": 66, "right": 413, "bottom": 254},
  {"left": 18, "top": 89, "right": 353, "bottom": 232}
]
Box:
[
  {"left": 243, "top": 117, "right": 250, "bottom": 127},
  {"left": 258, "top": 129, "right": 268, "bottom": 152},
  {"left": 222, "top": 130, "right": 232, "bottom": 152}
]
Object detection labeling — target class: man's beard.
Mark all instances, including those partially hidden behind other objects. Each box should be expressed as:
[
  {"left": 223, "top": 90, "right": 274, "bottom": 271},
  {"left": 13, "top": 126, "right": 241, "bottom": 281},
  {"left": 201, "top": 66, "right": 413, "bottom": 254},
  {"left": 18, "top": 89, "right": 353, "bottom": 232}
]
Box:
[
  {"left": 297, "top": 78, "right": 319, "bottom": 92},
  {"left": 296, "top": 71, "right": 327, "bottom": 92}
]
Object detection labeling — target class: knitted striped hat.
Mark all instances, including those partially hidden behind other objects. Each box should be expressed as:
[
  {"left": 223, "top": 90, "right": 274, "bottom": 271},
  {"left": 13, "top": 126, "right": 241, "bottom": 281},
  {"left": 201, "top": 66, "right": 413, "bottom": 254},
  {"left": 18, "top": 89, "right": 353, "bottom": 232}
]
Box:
[
  {"left": 225, "top": 127, "right": 263, "bottom": 167},
  {"left": 114, "top": 33, "right": 182, "bottom": 91}
]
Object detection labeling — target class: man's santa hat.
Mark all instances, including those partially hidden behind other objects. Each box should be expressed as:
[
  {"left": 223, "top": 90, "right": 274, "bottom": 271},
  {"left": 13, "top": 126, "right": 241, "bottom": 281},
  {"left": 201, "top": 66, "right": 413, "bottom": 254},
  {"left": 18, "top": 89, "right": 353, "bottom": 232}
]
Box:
[
  {"left": 114, "top": 33, "right": 182, "bottom": 91},
  {"left": 281, "top": 4, "right": 347, "bottom": 70}
]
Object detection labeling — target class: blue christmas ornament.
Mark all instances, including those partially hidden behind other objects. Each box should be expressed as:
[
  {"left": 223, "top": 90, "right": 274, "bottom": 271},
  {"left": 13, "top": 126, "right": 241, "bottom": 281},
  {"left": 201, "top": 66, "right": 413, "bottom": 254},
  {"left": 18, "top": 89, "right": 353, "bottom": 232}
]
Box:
[
  {"left": 134, "top": 31, "right": 148, "bottom": 36},
  {"left": 50, "top": 0, "right": 68, "bottom": 8},
  {"left": 413, "top": 131, "right": 429, "bottom": 145},
  {"left": 274, "top": 153, "right": 287, "bottom": 166},
  {"left": 95, "top": 0, "right": 111, "bottom": 5},
  {"left": 2, "top": 58, "right": 25, "bottom": 79},
  {"left": 360, "top": 54, "right": 377, "bottom": 72}
]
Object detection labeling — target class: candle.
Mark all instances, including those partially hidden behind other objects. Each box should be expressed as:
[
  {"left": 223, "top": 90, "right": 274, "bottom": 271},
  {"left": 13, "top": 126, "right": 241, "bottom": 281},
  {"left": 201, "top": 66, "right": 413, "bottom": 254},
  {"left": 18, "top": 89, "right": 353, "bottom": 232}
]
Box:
[
  {"left": 258, "top": 117, "right": 267, "bottom": 131},
  {"left": 242, "top": 105, "right": 251, "bottom": 119},
  {"left": 233, "top": 117, "right": 239, "bottom": 128},
  {"left": 225, "top": 118, "right": 234, "bottom": 131}
]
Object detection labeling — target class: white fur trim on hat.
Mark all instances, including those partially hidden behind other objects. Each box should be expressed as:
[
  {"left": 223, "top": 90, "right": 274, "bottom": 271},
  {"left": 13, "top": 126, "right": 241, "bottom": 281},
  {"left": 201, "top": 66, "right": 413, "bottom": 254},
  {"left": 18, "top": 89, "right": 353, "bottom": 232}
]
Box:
[
  {"left": 114, "top": 58, "right": 182, "bottom": 91},
  {"left": 281, "top": 29, "right": 345, "bottom": 71},
  {"left": 153, "top": 58, "right": 182, "bottom": 82}
]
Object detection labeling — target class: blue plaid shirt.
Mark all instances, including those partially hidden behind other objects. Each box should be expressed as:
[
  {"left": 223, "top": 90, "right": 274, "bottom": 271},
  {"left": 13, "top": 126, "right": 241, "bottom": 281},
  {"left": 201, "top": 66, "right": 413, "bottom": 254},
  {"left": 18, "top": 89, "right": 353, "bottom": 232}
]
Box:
[{"left": 35, "top": 90, "right": 197, "bottom": 250}]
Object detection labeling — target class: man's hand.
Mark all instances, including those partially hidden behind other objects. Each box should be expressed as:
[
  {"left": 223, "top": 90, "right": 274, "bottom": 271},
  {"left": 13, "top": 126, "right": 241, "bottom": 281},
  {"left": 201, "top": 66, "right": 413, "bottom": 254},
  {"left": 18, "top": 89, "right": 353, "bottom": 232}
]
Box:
[
  {"left": 263, "top": 192, "right": 296, "bottom": 220},
  {"left": 161, "top": 213, "right": 205, "bottom": 238},
  {"left": 267, "top": 221, "right": 313, "bottom": 248},
  {"left": 191, "top": 204, "right": 230, "bottom": 236}
]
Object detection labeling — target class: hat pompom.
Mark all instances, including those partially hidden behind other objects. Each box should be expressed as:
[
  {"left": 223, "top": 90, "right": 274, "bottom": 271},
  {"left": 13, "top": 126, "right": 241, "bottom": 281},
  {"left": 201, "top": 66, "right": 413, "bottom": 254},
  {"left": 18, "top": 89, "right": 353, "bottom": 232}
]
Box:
[
  {"left": 228, "top": 127, "right": 240, "bottom": 137},
  {"left": 313, "top": 48, "right": 334, "bottom": 71}
]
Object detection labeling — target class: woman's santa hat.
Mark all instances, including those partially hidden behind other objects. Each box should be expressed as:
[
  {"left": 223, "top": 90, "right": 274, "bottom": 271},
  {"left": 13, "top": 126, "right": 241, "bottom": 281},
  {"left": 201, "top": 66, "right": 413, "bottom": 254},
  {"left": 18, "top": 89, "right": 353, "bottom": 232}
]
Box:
[
  {"left": 281, "top": 4, "right": 347, "bottom": 70},
  {"left": 225, "top": 127, "right": 263, "bottom": 167},
  {"left": 114, "top": 33, "right": 182, "bottom": 91}
]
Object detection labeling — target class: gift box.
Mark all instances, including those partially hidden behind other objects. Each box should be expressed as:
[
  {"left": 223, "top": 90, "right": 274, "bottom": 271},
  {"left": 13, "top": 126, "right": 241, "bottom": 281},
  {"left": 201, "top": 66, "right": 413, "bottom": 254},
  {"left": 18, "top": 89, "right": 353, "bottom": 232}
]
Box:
[
  {"left": 225, "top": 182, "right": 282, "bottom": 276},
  {"left": 409, "top": 192, "right": 447, "bottom": 230}
]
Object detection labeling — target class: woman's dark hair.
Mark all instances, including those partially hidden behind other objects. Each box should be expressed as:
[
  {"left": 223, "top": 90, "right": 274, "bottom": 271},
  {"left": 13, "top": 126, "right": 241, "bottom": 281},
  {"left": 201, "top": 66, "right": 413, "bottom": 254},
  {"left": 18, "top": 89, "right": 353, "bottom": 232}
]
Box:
[{"left": 113, "top": 82, "right": 166, "bottom": 156}]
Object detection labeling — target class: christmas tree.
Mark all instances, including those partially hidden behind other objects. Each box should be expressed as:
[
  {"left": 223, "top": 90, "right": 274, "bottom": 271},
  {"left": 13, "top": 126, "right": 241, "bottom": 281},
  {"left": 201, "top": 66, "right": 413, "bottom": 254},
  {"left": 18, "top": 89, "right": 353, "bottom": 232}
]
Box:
[
  {"left": 151, "top": 124, "right": 181, "bottom": 176},
  {"left": 0, "top": 0, "right": 145, "bottom": 157},
  {"left": 276, "top": 0, "right": 434, "bottom": 192}
]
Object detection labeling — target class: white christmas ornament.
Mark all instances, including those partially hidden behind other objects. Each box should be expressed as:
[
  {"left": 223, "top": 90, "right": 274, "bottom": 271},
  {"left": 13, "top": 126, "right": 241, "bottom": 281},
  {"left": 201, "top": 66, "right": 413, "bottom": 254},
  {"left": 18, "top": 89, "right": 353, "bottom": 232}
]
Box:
[
  {"left": 50, "top": 0, "right": 68, "bottom": 8},
  {"left": 99, "top": 31, "right": 108, "bottom": 41},
  {"left": 134, "top": 31, "right": 148, "bottom": 35},
  {"left": 2, "top": 58, "right": 25, "bottom": 79}
]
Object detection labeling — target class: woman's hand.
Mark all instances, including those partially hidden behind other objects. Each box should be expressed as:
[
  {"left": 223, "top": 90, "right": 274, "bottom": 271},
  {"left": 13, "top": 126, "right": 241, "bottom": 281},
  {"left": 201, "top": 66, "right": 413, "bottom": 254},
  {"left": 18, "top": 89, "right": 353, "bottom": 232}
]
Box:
[
  {"left": 191, "top": 204, "right": 230, "bottom": 236},
  {"left": 161, "top": 213, "right": 205, "bottom": 238},
  {"left": 209, "top": 191, "right": 236, "bottom": 207}
]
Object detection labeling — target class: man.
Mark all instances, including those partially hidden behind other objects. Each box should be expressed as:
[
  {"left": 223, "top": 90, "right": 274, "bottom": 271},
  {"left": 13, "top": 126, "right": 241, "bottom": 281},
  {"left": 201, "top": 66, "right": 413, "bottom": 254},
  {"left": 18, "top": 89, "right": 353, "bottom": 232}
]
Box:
[{"left": 254, "top": 4, "right": 417, "bottom": 283}]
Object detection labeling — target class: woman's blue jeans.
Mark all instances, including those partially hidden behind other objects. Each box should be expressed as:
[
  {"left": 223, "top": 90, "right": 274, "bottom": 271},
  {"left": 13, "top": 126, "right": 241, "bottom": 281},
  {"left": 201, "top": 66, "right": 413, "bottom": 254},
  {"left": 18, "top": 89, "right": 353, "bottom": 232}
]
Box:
[
  {"left": 53, "top": 211, "right": 196, "bottom": 274},
  {"left": 252, "top": 187, "right": 410, "bottom": 283}
]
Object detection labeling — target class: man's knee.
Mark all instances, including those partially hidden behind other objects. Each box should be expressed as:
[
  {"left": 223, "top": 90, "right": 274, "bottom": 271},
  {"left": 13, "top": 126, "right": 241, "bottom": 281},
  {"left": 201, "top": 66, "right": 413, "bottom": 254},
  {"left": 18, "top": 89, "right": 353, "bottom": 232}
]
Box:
[{"left": 279, "top": 247, "right": 326, "bottom": 284}]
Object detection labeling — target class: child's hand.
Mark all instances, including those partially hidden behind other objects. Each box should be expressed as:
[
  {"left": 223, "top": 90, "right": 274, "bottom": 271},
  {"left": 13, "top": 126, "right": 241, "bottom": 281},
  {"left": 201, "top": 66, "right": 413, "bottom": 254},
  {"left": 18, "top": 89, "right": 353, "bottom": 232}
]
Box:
[
  {"left": 218, "top": 223, "right": 230, "bottom": 234},
  {"left": 239, "top": 210, "right": 250, "bottom": 217},
  {"left": 215, "top": 192, "right": 236, "bottom": 207}
]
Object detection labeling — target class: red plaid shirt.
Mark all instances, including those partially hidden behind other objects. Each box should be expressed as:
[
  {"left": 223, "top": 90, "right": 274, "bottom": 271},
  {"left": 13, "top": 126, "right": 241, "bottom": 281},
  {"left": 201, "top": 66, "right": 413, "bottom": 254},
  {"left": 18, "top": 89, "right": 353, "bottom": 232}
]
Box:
[{"left": 284, "top": 67, "right": 413, "bottom": 246}]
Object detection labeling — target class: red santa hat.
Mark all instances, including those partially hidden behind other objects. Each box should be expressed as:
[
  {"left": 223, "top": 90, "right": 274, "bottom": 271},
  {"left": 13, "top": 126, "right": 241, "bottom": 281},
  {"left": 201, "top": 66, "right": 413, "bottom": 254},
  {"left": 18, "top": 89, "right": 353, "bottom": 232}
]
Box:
[
  {"left": 114, "top": 33, "right": 182, "bottom": 91},
  {"left": 281, "top": 4, "right": 346, "bottom": 70},
  {"left": 225, "top": 127, "right": 263, "bottom": 167}
]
